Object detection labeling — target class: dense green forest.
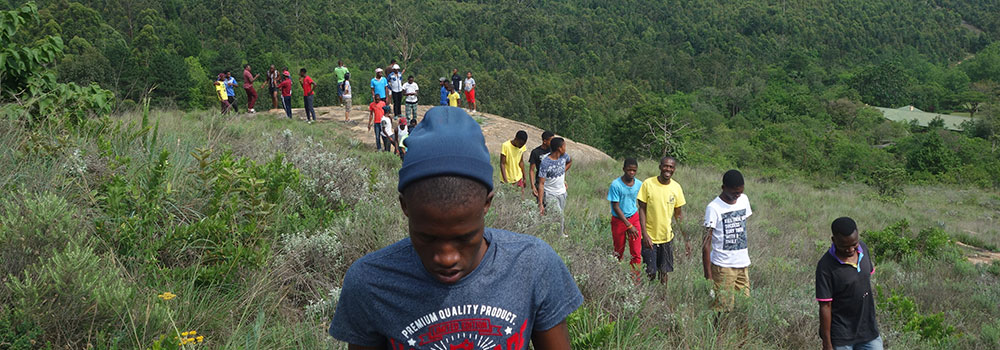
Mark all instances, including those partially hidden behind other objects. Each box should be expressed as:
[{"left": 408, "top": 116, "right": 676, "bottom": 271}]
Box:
[{"left": 4, "top": 0, "right": 1000, "bottom": 188}]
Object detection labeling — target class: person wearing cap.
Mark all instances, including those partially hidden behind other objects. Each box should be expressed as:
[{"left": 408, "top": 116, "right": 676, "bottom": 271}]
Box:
[
  {"left": 215, "top": 74, "right": 231, "bottom": 114},
  {"left": 368, "top": 97, "right": 389, "bottom": 151},
  {"left": 500, "top": 130, "right": 528, "bottom": 197},
  {"left": 335, "top": 60, "right": 350, "bottom": 106},
  {"left": 464, "top": 71, "right": 477, "bottom": 113},
  {"left": 816, "top": 217, "right": 881, "bottom": 350},
  {"left": 537, "top": 137, "right": 572, "bottom": 237},
  {"left": 342, "top": 72, "right": 353, "bottom": 122},
  {"left": 371, "top": 68, "right": 389, "bottom": 103},
  {"left": 402, "top": 75, "right": 419, "bottom": 121},
  {"left": 328, "top": 106, "right": 582, "bottom": 350},
  {"left": 394, "top": 116, "right": 408, "bottom": 156},
  {"left": 388, "top": 63, "right": 406, "bottom": 116},
  {"left": 300, "top": 68, "right": 316, "bottom": 124},
  {"left": 278, "top": 71, "right": 293, "bottom": 119},
  {"left": 702, "top": 170, "right": 753, "bottom": 311},
  {"left": 439, "top": 77, "right": 448, "bottom": 106}
]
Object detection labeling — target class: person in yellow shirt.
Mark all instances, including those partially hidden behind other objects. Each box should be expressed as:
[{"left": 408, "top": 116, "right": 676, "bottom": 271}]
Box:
[
  {"left": 637, "top": 156, "right": 688, "bottom": 286},
  {"left": 500, "top": 130, "right": 528, "bottom": 196},
  {"left": 447, "top": 86, "right": 460, "bottom": 107},
  {"left": 215, "top": 73, "right": 231, "bottom": 114}
]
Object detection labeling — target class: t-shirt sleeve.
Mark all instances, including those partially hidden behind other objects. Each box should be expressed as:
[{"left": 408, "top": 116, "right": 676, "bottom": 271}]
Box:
[
  {"left": 500, "top": 142, "right": 511, "bottom": 158},
  {"left": 607, "top": 182, "right": 620, "bottom": 203},
  {"left": 674, "top": 183, "right": 686, "bottom": 208},
  {"left": 329, "top": 263, "right": 382, "bottom": 346},
  {"left": 703, "top": 204, "right": 718, "bottom": 229},
  {"left": 815, "top": 261, "right": 833, "bottom": 302},
  {"left": 744, "top": 195, "right": 753, "bottom": 217},
  {"left": 636, "top": 182, "right": 648, "bottom": 204},
  {"left": 533, "top": 245, "right": 583, "bottom": 331}
]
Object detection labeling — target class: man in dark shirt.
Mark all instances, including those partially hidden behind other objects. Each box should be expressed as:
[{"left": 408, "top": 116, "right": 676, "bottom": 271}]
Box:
[
  {"left": 528, "top": 130, "right": 555, "bottom": 199},
  {"left": 816, "top": 217, "right": 882, "bottom": 350},
  {"left": 451, "top": 68, "right": 462, "bottom": 97}
]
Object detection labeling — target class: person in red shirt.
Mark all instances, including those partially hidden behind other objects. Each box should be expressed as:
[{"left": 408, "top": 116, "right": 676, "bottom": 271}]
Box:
[
  {"left": 278, "top": 72, "right": 293, "bottom": 119},
  {"left": 368, "top": 98, "right": 389, "bottom": 151},
  {"left": 299, "top": 68, "right": 316, "bottom": 124},
  {"left": 243, "top": 64, "right": 261, "bottom": 113}
]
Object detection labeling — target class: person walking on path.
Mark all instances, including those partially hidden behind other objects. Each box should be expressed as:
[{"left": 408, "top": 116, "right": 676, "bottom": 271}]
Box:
[
  {"left": 439, "top": 77, "right": 448, "bottom": 106},
  {"left": 500, "top": 131, "right": 529, "bottom": 197},
  {"left": 537, "top": 137, "right": 572, "bottom": 237},
  {"left": 328, "top": 107, "right": 582, "bottom": 349},
  {"left": 447, "top": 86, "right": 460, "bottom": 107},
  {"left": 342, "top": 73, "right": 352, "bottom": 122},
  {"left": 451, "top": 68, "right": 462, "bottom": 96},
  {"left": 402, "top": 75, "right": 419, "bottom": 121},
  {"left": 529, "top": 131, "right": 555, "bottom": 199},
  {"left": 380, "top": 114, "right": 398, "bottom": 154},
  {"left": 388, "top": 63, "right": 406, "bottom": 116},
  {"left": 299, "top": 68, "right": 316, "bottom": 123},
  {"left": 243, "top": 64, "right": 260, "bottom": 113},
  {"left": 817, "top": 217, "right": 882, "bottom": 350},
  {"left": 637, "top": 156, "right": 688, "bottom": 285},
  {"left": 464, "top": 71, "right": 477, "bottom": 113},
  {"left": 225, "top": 71, "right": 239, "bottom": 113},
  {"left": 215, "top": 74, "right": 231, "bottom": 115},
  {"left": 368, "top": 98, "right": 389, "bottom": 151},
  {"left": 371, "top": 68, "right": 389, "bottom": 103},
  {"left": 265, "top": 65, "right": 279, "bottom": 110},
  {"left": 608, "top": 158, "right": 643, "bottom": 276},
  {"left": 702, "top": 170, "right": 753, "bottom": 311},
  {"left": 334, "top": 60, "right": 350, "bottom": 106},
  {"left": 278, "top": 71, "right": 293, "bottom": 119}
]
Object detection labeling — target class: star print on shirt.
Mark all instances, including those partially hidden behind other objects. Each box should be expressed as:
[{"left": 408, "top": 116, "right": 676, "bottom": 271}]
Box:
[
  {"left": 505, "top": 327, "right": 512, "bottom": 335},
  {"left": 407, "top": 338, "right": 416, "bottom": 346}
]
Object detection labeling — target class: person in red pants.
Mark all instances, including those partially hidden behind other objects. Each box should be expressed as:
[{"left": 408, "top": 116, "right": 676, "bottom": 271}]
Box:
[
  {"left": 243, "top": 64, "right": 260, "bottom": 113},
  {"left": 608, "top": 158, "right": 643, "bottom": 279}
]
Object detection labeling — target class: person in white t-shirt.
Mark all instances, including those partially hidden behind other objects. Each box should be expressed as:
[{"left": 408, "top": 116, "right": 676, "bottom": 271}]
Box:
[
  {"left": 342, "top": 73, "right": 353, "bottom": 122},
  {"left": 401, "top": 76, "right": 419, "bottom": 121},
  {"left": 463, "top": 71, "right": 477, "bottom": 113},
  {"left": 380, "top": 116, "right": 399, "bottom": 155},
  {"left": 702, "top": 169, "right": 752, "bottom": 311}
]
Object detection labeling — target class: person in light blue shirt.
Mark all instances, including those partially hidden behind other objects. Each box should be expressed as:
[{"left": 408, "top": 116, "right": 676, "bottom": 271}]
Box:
[
  {"left": 439, "top": 77, "right": 448, "bottom": 106},
  {"left": 225, "top": 70, "right": 239, "bottom": 113},
  {"left": 370, "top": 67, "right": 389, "bottom": 102},
  {"left": 608, "top": 158, "right": 643, "bottom": 270}
]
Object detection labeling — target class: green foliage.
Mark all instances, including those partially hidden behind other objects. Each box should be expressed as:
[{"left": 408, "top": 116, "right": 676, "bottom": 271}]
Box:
[
  {"left": 863, "top": 220, "right": 956, "bottom": 262},
  {"left": 865, "top": 166, "right": 907, "bottom": 203},
  {"left": 566, "top": 306, "right": 618, "bottom": 350},
  {"left": 6, "top": 240, "right": 133, "bottom": 346},
  {"left": 879, "top": 287, "right": 957, "bottom": 342},
  {"left": 0, "top": 192, "right": 80, "bottom": 281},
  {"left": 0, "top": 308, "right": 50, "bottom": 350}
]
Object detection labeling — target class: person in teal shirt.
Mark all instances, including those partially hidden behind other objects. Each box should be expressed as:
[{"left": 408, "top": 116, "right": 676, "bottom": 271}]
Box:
[{"left": 370, "top": 68, "right": 388, "bottom": 102}]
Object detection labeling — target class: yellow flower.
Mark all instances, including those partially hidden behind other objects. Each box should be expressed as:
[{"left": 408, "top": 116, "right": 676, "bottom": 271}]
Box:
[
  {"left": 196, "top": 335, "right": 204, "bottom": 343},
  {"left": 189, "top": 330, "right": 197, "bottom": 336},
  {"left": 157, "top": 292, "right": 177, "bottom": 300}
]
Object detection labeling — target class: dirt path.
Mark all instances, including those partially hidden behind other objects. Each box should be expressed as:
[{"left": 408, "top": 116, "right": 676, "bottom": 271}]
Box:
[
  {"left": 264, "top": 105, "right": 612, "bottom": 163},
  {"left": 957, "top": 241, "right": 1000, "bottom": 265}
]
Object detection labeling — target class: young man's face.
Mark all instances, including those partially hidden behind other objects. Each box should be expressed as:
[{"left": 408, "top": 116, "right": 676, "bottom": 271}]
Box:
[
  {"left": 408, "top": 77, "right": 414, "bottom": 83},
  {"left": 832, "top": 231, "right": 860, "bottom": 258},
  {"left": 542, "top": 137, "right": 552, "bottom": 149},
  {"left": 299, "top": 71, "right": 305, "bottom": 78},
  {"left": 466, "top": 72, "right": 472, "bottom": 78},
  {"left": 558, "top": 143, "right": 567, "bottom": 154},
  {"left": 512, "top": 138, "right": 526, "bottom": 148},
  {"left": 659, "top": 158, "right": 677, "bottom": 181},
  {"left": 720, "top": 185, "right": 744, "bottom": 203},
  {"left": 376, "top": 71, "right": 383, "bottom": 78},
  {"left": 401, "top": 189, "right": 494, "bottom": 284},
  {"left": 622, "top": 164, "right": 638, "bottom": 181}
]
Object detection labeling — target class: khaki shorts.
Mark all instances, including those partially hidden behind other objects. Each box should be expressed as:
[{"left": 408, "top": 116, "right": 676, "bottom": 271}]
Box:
[
  {"left": 711, "top": 264, "right": 750, "bottom": 311},
  {"left": 344, "top": 97, "right": 352, "bottom": 111}
]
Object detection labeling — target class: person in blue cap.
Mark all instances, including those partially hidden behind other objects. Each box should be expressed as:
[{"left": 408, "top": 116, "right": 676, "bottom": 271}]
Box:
[{"left": 329, "top": 106, "right": 582, "bottom": 350}]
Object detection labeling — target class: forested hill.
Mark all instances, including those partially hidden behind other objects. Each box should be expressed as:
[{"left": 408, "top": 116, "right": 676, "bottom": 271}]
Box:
[{"left": 9, "top": 0, "right": 1000, "bottom": 188}]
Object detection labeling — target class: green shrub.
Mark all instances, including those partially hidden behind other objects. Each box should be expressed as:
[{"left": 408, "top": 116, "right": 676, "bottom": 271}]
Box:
[
  {"left": 865, "top": 166, "right": 907, "bottom": 203},
  {"left": 274, "top": 228, "right": 345, "bottom": 308},
  {"left": 0, "top": 308, "right": 50, "bottom": 350},
  {"left": 6, "top": 241, "right": 133, "bottom": 346},
  {"left": 879, "top": 287, "right": 956, "bottom": 342},
  {"left": 863, "top": 220, "right": 955, "bottom": 262},
  {"left": 0, "top": 192, "right": 81, "bottom": 282}
]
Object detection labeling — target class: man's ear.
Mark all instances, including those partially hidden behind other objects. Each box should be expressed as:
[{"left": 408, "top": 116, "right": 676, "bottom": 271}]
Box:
[
  {"left": 483, "top": 190, "right": 496, "bottom": 215},
  {"left": 399, "top": 194, "right": 410, "bottom": 217}
]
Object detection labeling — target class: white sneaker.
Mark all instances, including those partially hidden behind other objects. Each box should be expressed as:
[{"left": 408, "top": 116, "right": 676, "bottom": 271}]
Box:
[
  {"left": 561, "top": 234, "right": 569, "bottom": 238},
  {"left": 250, "top": 108, "right": 255, "bottom": 113}
]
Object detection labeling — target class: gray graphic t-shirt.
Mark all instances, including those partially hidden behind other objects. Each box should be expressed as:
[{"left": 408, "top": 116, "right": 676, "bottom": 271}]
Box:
[
  {"left": 539, "top": 153, "right": 571, "bottom": 196},
  {"left": 329, "top": 228, "right": 583, "bottom": 349}
]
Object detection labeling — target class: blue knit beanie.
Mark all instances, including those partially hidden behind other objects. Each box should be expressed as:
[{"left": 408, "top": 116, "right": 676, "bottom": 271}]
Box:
[{"left": 397, "top": 106, "right": 493, "bottom": 192}]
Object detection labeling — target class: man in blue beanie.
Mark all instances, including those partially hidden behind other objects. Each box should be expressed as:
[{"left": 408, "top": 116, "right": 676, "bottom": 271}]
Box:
[{"left": 329, "top": 107, "right": 583, "bottom": 350}]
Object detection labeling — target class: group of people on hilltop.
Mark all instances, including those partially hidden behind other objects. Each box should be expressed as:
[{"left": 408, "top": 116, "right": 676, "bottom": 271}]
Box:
[
  {"left": 213, "top": 64, "right": 317, "bottom": 123},
  {"left": 438, "top": 69, "right": 477, "bottom": 112},
  {"left": 494, "top": 131, "right": 882, "bottom": 350}
]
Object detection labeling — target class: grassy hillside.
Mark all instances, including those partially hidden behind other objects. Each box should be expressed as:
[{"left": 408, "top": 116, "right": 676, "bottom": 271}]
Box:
[{"left": 2, "top": 109, "right": 998, "bottom": 349}]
